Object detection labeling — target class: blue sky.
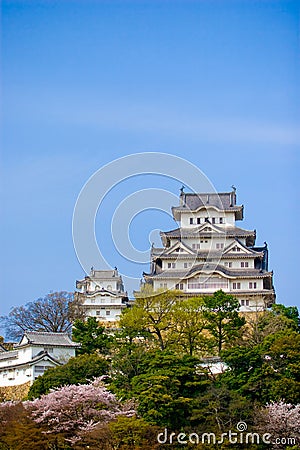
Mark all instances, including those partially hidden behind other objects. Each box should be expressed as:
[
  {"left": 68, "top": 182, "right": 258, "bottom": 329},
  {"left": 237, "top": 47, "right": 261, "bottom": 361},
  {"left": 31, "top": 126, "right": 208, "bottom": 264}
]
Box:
[{"left": 1, "top": 0, "right": 299, "bottom": 321}]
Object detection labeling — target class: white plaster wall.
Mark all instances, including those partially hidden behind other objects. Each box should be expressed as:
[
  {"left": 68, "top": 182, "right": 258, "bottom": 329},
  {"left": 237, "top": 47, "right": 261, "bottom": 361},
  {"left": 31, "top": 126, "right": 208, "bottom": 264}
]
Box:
[
  {"left": 180, "top": 210, "right": 235, "bottom": 228},
  {"left": 91, "top": 306, "right": 124, "bottom": 322}
]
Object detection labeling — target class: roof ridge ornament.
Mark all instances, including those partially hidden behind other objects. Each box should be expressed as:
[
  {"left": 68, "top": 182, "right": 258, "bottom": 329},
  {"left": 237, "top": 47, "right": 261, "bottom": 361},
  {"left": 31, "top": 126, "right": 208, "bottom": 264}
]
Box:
[
  {"left": 230, "top": 185, "right": 236, "bottom": 207},
  {"left": 179, "top": 185, "right": 186, "bottom": 207}
]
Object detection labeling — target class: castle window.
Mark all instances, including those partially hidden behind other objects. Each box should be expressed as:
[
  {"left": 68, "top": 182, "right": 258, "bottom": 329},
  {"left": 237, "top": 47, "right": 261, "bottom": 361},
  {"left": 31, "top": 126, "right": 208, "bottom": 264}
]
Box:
[
  {"left": 196, "top": 244, "right": 200, "bottom": 249},
  {"left": 106, "top": 310, "right": 111, "bottom": 316},
  {"left": 192, "top": 244, "right": 196, "bottom": 249},
  {"left": 96, "top": 310, "right": 101, "bottom": 315},
  {"left": 232, "top": 282, "right": 241, "bottom": 289},
  {"left": 249, "top": 282, "right": 257, "bottom": 289},
  {"left": 44, "top": 347, "right": 53, "bottom": 353},
  {"left": 168, "top": 263, "right": 171, "bottom": 268},
  {"left": 216, "top": 243, "right": 224, "bottom": 249},
  {"left": 172, "top": 263, "right": 176, "bottom": 268},
  {"left": 197, "top": 218, "right": 201, "bottom": 224},
  {"left": 35, "top": 365, "right": 46, "bottom": 374},
  {"left": 188, "top": 276, "right": 228, "bottom": 290},
  {"left": 212, "top": 218, "right": 216, "bottom": 224},
  {"left": 205, "top": 217, "right": 209, "bottom": 222},
  {"left": 184, "top": 262, "right": 188, "bottom": 268},
  {"left": 241, "top": 262, "right": 249, "bottom": 268},
  {"left": 219, "top": 218, "right": 224, "bottom": 224},
  {"left": 190, "top": 218, "right": 193, "bottom": 224},
  {"left": 240, "top": 299, "right": 245, "bottom": 306}
]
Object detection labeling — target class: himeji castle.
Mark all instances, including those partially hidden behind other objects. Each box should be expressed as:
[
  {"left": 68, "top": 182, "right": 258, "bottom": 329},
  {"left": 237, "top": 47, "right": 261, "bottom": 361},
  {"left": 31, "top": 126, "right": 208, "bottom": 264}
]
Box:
[
  {"left": 75, "top": 268, "right": 129, "bottom": 323},
  {"left": 143, "top": 188, "right": 275, "bottom": 311}
]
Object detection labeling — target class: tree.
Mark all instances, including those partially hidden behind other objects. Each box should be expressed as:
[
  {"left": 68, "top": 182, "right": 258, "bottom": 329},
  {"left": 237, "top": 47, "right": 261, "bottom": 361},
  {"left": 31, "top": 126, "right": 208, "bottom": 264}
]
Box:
[
  {"left": 27, "top": 353, "right": 109, "bottom": 399},
  {"left": 77, "top": 416, "right": 160, "bottom": 450},
  {"left": 0, "top": 402, "right": 49, "bottom": 450},
  {"left": 121, "top": 288, "right": 180, "bottom": 350},
  {"left": 129, "top": 350, "right": 209, "bottom": 429},
  {"left": 26, "top": 378, "right": 136, "bottom": 445},
  {"left": 117, "top": 306, "right": 151, "bottom": 349},
  {"left": 262, "top": 331, "right": 300, "bottom": 403},
  {"left": 203, "top": 290, "right": 245, "bottom": 355},
  {"left": 190, "top": 385, "right": 254, "bottom": 435},
  {"left": 171, "top": 296, "right": 209, "bottom": 356},
  {"left": 271, "top": 304, "right": 300, "bottom": 331},
  {"left": 257, "top": 304, "right": 300, "bottom": 339},
  {"left": 256, "top": 402, "right": 300, "bottom": 449},
  {"left": 109, "top": 343, "right": 150, "bottom": 399},
  {"left": 243, "top": 304, "right": 300, "bottom": 348},
  {"left": 0, "top": 291, "right": 78, "bottom": 340},
  {"left": 221, "top": 330, "right": 300, "bottom": 404},
  {"left": 72, "top": 317, "right": 113, "bottom": 355}
]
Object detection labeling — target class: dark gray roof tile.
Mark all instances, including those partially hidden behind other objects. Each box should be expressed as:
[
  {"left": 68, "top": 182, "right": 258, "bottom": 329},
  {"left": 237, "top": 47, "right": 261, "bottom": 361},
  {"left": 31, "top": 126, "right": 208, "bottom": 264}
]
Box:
[{"left": 20, "top": 332, "right": 79, "bottom": 347}]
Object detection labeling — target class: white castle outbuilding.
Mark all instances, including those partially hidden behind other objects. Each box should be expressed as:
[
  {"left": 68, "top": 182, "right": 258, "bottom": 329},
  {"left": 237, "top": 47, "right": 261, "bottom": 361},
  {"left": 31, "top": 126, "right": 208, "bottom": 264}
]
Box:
[
  {"left": 0, "top": 331, "right": 79, "bottom": 389},
  {"left": 143, "top": 189, "right": 275, "bottom": 311},
  {"left": 75, "top": 268, "right": 129, "bottom": 323}
]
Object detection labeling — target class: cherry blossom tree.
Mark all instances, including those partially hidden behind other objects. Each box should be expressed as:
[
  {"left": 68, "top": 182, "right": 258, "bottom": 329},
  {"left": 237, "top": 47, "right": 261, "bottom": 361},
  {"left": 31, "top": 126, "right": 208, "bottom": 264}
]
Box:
[
  {"left": 256, "top": 401, "right": 300, "bottom": 449},
  {"left": 25, "top": 377, "right": 136, "bottom": 444}
]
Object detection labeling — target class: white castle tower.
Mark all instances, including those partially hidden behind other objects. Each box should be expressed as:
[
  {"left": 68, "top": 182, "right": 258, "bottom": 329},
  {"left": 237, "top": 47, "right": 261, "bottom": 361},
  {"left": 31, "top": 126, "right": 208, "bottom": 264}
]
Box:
[{"left": 143, "top": 188, "right": 275, "bottom": 311}]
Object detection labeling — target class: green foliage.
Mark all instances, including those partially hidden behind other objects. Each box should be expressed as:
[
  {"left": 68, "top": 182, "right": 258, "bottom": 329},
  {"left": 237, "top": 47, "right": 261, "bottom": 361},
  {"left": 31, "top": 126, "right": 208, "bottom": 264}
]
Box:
[
  {"left": 109, "top": 343, "right": 149, "bottom": 399},
  {"left": 0, "top": 402, "right": 51, "bottom": 450},
  {"left": 120, "top": 290, "right": 246, "bottom": 357},
  {"left": 203, "top": 290, "right": 246, "bottom": 355},
  {"left": 72, "top": 317, "right": 113, "bottom": 354},
  {"left": 27, "top": 353, "right": 109, "bottom": 399},
  {"left": 271, "top": 304, "right": 300, "bottom": 330},
  {"left": 171, "top": 296, "right": 209, "bottom": 356},
  {"left": 74, "top": 416, "right": 160, "bottom": 450},
  {"left": 109, "top": 416, "right": 160, "bottom": 450},
  {"left": 129, "top": 350, "right": 209, "bottom": 428},
  {"left": 2, "top": 288, "right": 300, "bottom": 449},
  {"left": 190, "top": 385, "right": 254, "bottom": 434},
  {"left": 126, "top": 288, "right": 181, "bottom": 350},
  {"left": 221, "top": 330, "right": 300, "bottom": 404}
]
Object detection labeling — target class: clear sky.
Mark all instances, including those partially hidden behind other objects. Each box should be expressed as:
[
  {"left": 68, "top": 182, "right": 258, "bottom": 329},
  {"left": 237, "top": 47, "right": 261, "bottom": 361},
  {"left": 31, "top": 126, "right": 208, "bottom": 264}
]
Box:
[{"left": 1, "top": 0, "right": 299, "bottom": 321}]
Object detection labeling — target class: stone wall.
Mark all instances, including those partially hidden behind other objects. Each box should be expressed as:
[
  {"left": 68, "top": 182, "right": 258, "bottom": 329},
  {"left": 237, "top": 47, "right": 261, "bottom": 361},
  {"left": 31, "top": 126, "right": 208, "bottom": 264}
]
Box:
[{"left": 0, "top": 381, "right": 31, "bottom": 401}]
